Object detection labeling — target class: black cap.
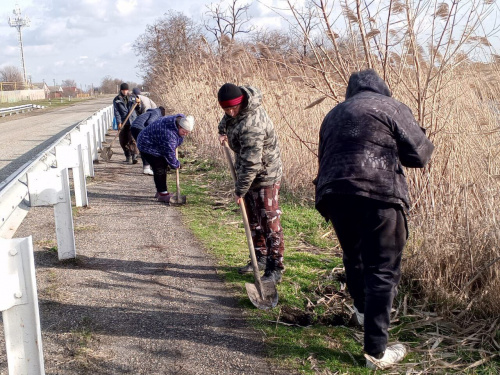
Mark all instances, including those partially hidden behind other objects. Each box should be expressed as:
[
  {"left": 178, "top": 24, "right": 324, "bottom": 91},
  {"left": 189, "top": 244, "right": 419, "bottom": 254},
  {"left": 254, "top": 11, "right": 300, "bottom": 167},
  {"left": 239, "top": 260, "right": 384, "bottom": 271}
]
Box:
[
  {"left": 120, "top": 83, "right": 129, "bottom": 91},
  {"left": 217, "top": 83, "right": 243, "bottom": 102}
]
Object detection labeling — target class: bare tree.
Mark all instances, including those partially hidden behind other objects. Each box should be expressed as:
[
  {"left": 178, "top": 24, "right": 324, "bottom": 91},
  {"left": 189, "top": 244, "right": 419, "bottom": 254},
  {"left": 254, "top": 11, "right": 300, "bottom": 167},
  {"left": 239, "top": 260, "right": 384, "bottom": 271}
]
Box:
[
  {"left": 100, "top": 76, "right": 123, "bottom": 94},
  {"left": 0, "top": 65, "right": 23, "bottom": 83},
  {"left": 134, "top": 11, "right": 201, "bottom": 80},
  {"left": 250, "top": 28, "right": 294, "bottom": 57},
  {"left": 204, "top": 0, "right": 253, "bottom": 47},
  {"left": 61, "top": 79, "right": 77, "bottom": 87},
  {"left": 287, "top": 1, "right": 320, "bottom": 59}
]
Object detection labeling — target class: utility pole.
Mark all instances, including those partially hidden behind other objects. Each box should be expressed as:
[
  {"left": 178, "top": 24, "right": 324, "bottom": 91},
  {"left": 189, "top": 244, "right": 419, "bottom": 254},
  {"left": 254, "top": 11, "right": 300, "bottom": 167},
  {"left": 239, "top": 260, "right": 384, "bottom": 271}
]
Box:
[{"left": 8, "top": 4, "right": 30, "bottom": 85}]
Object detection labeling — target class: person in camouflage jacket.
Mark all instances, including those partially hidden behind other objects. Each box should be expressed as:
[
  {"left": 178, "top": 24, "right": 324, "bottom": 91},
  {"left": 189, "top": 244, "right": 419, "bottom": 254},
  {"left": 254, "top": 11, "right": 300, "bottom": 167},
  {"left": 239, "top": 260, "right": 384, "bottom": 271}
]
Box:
[{"left": 218, "top": 83, "right": 284, "bottom": 283}]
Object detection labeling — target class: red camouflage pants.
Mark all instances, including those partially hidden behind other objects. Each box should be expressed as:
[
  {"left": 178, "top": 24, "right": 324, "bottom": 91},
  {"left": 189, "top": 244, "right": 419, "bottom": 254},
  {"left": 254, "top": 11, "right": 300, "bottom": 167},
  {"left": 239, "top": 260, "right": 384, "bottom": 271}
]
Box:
[{"left": 243, "top": 182, "right": 285, "bottom": 269}]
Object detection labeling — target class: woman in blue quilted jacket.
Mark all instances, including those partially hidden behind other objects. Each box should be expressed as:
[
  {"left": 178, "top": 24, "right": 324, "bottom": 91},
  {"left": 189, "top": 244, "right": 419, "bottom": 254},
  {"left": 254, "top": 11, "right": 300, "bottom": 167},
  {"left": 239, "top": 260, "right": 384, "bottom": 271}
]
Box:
[{"left": 137, "top": 114, "right": 194, "bottom": 203}]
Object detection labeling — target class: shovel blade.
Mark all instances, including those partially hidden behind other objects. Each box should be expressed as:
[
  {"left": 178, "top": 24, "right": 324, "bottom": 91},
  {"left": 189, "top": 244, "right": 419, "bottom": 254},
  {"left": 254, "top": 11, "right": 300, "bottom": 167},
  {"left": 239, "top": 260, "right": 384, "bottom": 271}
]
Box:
[
  {"left": 245, "top": 280, "right": 278, "bottom": 310},
  {"left": 169, "top": 193, "right": 186, "bottom": 205},
  {"left": 100, "top": 146, "right": 113, "bottom": 162}
]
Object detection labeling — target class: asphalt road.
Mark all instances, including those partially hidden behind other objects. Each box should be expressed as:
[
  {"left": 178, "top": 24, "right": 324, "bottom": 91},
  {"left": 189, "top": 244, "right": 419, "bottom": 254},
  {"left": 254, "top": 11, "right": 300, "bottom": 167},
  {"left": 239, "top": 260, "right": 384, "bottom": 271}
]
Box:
[{"left": 0, "top": 97, "right": 112, "bottom": 184}]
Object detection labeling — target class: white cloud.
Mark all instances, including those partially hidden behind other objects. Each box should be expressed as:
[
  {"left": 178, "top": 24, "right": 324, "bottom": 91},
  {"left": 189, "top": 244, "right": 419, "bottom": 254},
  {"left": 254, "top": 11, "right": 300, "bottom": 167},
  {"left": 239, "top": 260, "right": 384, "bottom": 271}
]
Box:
[
  {"left": 118, "top": 42, "right": 133, "bottom": 56},
  {"left": 24, "top": 44, "right": 55, "bottom": 56},
  {"left": 115, "top": 0, "right": 138, "bottom": 16}
]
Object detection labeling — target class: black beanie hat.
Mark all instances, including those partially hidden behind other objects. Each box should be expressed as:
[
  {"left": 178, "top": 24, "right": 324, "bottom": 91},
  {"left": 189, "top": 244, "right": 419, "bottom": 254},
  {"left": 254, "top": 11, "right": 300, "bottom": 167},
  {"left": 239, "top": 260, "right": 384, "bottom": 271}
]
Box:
[
  {"left": 120, "top": 83, "right": 129, "bottom": 91},
  {"left": 218, "top": 83, "right": 244, "bottom": 107}
]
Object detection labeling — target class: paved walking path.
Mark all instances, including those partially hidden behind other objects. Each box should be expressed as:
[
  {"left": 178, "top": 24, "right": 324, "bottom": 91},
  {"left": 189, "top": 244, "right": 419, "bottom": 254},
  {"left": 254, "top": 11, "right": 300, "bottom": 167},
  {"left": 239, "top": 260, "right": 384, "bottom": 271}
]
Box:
[{"left": 0, "top": 136, "right": 291, "bottom": 374}]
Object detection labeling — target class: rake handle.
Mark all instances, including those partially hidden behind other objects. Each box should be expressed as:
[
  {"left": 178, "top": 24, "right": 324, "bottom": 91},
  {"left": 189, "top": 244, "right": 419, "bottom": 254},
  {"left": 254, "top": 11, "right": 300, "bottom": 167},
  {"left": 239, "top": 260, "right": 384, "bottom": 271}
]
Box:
[{"left": 222, "top": 141, "right": 265, "bottom": 299}]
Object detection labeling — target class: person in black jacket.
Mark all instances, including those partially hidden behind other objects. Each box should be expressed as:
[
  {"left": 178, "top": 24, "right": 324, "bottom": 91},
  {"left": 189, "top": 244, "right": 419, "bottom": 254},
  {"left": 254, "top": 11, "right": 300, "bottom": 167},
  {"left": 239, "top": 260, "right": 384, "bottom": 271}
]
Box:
[
  {"left": 314, "top": 69, "right": 434, "bottom": 370},
  {"left": 113, "top": 83, "right": 139, "bottom": 164}
]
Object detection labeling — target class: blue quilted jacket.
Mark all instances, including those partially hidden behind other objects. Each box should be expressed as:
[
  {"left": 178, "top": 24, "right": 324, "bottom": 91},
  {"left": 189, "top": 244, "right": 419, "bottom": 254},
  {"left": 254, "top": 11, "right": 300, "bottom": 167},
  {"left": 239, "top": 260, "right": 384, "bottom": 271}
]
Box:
[
  {"left": 131, "top": 108, "right": 162, "bottom": 133},
  {"left": 136, "top": 114, "right": 185, "bottom": 169}
]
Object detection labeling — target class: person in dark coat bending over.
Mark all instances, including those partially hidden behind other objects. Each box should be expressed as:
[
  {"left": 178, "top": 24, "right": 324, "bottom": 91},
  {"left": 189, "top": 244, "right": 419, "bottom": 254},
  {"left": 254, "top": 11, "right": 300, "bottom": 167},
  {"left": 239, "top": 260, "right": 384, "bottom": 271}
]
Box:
[
  {"left": 131, "top": 106, "right": 166, "bottom": 175},
  {"left": 137, "top": 114, "right": 194, "bottom": 203},
  {"left": 314, "top": 69, "right": 434, "bottom": 370}
]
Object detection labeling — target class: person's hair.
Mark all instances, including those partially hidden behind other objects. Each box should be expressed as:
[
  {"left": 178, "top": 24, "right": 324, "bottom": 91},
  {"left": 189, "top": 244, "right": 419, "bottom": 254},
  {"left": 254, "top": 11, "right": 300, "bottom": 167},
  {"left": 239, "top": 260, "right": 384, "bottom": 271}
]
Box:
[{"left": 159, "top": 106, "right": 166, "bottom": 116}]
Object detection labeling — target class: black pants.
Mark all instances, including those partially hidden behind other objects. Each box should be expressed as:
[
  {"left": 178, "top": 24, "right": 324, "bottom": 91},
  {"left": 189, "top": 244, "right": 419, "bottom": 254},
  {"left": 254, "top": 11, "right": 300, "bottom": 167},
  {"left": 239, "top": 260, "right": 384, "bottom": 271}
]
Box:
[
  {"left": 119, "top": 124, "right": 138, "bottom": 158},
  {"left": 322, "top": 194, "right": 407, "bottom": 356},
  {"left": 141, "top": 152, "right": 168, "bottom": 192},
  {"left": 131, "top": 127, "right": 149, "bottom": 167}
]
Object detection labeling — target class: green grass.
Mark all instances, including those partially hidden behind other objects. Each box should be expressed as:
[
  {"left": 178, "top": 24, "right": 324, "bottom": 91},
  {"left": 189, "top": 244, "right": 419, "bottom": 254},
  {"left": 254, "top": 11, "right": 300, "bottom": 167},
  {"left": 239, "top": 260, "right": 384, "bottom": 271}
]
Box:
[{"left": 170, "top": 151, "right": 500, "bottom": 374}]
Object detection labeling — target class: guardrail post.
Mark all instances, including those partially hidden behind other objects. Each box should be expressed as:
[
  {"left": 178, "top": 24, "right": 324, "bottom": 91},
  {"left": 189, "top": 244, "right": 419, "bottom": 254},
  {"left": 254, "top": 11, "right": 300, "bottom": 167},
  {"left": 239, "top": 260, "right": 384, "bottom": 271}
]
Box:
[
  {"left": 101, "top": 111, "right": 108, "bottom": 137},
  {"left": 92, "top": 117, "right": 102, "bottom": 150},
  {"left": 78, "top": 125, "right": 95, "bottom": 176},
  {"left": 107, "top": 108, "right": 111, "bottom": 129},
  {"left": 27, "top": 168, "right": 76, "bottom": 260},
  {"left": 1, "top": 236, "right": 45, "bottom": 375},
  {"left": 82, "top": 121, "right": 98, "bottom": 162},
  {"left": 56, "top": 144, "right": 88, "bottom": 207},
  {"left": 71, "top": 129, "right": 92, "bottom": 178}
]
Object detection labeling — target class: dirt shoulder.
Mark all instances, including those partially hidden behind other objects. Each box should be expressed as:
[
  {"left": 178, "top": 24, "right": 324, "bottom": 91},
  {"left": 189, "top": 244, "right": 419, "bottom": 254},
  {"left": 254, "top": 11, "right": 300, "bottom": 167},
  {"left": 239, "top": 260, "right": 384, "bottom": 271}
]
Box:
[{"left": 0, "top": 137, "right": 292, "bottom": 375}]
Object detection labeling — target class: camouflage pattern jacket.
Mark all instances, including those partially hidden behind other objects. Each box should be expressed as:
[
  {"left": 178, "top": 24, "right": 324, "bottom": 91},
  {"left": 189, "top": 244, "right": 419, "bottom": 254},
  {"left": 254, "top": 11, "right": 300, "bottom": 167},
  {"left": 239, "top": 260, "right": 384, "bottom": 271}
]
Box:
[
  {"left": 218, "top": 86, "right": 282, "bottom": 197},
  {"left": 315, "top": 69, "right": 434, "bottom": 215}
]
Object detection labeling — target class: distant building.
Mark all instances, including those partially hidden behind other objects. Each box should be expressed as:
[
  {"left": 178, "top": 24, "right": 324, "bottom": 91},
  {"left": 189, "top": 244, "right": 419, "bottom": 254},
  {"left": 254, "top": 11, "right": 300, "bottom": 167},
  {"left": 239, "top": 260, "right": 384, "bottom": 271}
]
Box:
[
  {"left": 32, "top": 82, "right": 50, "bottom": 98},
  {"left": 62, "top": 86, "right": 79, "bottom": 98},
  {"left": 47, "top": 85, "right": 63, "bottom": 99}
]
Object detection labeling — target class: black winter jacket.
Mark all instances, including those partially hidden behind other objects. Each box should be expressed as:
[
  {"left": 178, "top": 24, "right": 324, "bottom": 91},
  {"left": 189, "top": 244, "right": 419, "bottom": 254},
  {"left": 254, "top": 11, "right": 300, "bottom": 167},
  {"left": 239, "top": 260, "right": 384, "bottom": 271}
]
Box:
[
  {"left": 113, "top": 94, "right": 137, "bottom": 126},
  {"left": 315, "top": 69, "right": 434, "bottom": 216}
]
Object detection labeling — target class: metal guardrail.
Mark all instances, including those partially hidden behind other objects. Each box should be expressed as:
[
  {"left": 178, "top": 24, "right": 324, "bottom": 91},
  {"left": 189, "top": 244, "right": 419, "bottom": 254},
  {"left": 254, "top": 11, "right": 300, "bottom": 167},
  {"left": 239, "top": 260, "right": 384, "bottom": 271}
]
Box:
[
  {"left": 0, "top": 105, "right": 113, "bottom": 374},
  {"left": 0, "top": 105, "right": 112, "bottom": 238},
  {"left": 0, "top": 104, "right": 43, "bottom": 117}
]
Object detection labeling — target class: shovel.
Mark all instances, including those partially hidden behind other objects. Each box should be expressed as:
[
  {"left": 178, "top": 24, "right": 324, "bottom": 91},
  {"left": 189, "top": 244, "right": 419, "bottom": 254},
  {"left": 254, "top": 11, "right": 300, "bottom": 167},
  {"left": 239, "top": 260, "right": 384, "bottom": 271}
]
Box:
[
  {"left": 222, "top": 141, "right": 278, "bottom": 310},
  {"left": 100, "top": 101, "right": 138, "bottom": 162},
  {"left": 169, "top": 148, "right": 187, "bottom": 205}
]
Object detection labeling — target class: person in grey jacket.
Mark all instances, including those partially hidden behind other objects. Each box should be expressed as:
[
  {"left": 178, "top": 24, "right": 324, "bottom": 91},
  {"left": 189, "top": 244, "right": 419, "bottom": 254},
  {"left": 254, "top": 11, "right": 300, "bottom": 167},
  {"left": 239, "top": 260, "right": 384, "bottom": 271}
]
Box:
[
  {"left": 132, "top": 88, "right": 157, "bottom": 114},
  {"left": 314, "top": 69, "right": 434, "bottom": 370}
]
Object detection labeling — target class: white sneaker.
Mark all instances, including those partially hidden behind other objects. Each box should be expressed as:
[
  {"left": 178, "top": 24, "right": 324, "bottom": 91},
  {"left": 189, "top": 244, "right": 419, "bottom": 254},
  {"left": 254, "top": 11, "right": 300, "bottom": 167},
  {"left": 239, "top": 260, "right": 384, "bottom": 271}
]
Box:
[
  {"left": 143, "top": 167, "right": 154, "bottom": 175},
  {"left": 365, "top": 343, "right": 407, "bottom": 369},
  {"left": 353, "top": 306, "right": 364, "bottom": 326}
]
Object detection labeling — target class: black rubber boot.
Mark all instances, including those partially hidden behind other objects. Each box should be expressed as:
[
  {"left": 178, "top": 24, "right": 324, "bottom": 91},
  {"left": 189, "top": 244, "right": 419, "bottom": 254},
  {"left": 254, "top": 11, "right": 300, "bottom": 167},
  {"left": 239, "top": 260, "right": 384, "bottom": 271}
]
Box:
[
  {"left": 261, "top": 268, "right": 283, "bottom": 284},
  {"left": 238, "top": 258, "right": 266, "bottom": 274}
]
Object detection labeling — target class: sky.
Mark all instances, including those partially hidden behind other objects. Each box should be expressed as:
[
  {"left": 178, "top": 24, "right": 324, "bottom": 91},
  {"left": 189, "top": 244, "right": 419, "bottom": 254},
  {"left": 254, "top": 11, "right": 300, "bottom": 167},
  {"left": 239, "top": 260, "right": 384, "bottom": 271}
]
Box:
[
  {"left": 0, "top": 0, "right": 287, "bottom": 88},
  {"left": 1, "top": 0, "right": 498, "bottom": 89}
]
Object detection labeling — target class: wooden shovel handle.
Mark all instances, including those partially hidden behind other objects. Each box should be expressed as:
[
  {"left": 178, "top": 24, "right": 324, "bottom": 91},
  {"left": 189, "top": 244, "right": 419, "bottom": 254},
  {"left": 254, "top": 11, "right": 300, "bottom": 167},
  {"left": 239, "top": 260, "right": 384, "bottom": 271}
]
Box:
[
  {"left": 109, "top": 101, "right": 139, "bottom": 147},
  {"left": 175, "top": 148, "right": 181, "bottom": 199},
  {"left": 222, "top": 141, "right": 265, "bottom": 298},
  {"left": 223, "top": 141, "right": 237, "bottom": 182}
]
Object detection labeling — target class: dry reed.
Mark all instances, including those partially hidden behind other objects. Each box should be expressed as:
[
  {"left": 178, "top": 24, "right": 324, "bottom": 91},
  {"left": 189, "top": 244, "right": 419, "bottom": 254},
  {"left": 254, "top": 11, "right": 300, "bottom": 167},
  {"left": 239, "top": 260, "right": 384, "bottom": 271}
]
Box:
[{"left": 139, "top": 0, "right": 500, "bottom": 320}]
